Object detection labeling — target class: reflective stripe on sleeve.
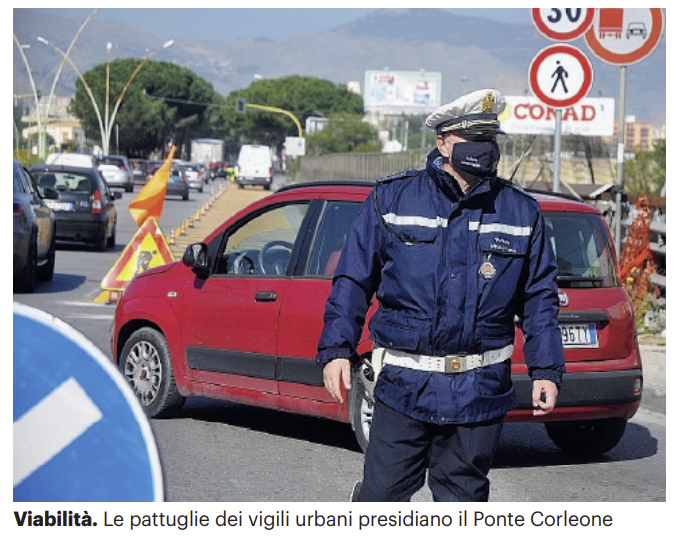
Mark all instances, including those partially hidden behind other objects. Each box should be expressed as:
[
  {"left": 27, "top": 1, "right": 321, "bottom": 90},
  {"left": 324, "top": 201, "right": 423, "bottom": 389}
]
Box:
[
  {"left": 469, "top": 222, "right": 532, "bottom": 237},
  {"left": 382, "top": 213, "right": 448, "bottom": 228}
]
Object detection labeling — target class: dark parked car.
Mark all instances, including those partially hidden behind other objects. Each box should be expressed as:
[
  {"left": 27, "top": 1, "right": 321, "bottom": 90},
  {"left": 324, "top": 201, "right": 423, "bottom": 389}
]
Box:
[
  {"left": 112, "top": 181, "right": 642, "bottom": 455},
  {"left": 13, "top": 160, "right": 58, "bottom": 293},
  {"left": 97, "top": 155, "right": 134, "bottom": 192},
  {"left": 30, "top": 164, "right": 121, "bottom": 251}
]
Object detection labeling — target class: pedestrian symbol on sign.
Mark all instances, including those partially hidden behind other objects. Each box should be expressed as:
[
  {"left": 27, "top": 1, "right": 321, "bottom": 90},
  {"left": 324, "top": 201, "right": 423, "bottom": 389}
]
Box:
[{"left": 551, "top": 61, "right": 569, "bottom": 94}]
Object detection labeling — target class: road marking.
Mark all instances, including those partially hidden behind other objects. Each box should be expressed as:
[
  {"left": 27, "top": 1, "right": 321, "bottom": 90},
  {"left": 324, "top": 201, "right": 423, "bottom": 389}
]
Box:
[
  {"left": 13, "top": 377, "right": 103, "bottom": 487},
  {"left": 64, "top": 313, "right": 115, "bottom": 320}
]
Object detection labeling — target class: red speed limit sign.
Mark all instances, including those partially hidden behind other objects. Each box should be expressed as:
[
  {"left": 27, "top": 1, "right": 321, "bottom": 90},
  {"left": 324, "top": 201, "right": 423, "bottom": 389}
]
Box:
[{"left": 532, "top": 8, "right": 595, "bottom": 41}]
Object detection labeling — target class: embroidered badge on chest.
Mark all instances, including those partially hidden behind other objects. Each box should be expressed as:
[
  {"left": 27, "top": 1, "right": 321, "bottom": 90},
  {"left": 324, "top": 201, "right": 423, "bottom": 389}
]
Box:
[{"left": 478, "top": 254, "right": 497, "bottom": 279}]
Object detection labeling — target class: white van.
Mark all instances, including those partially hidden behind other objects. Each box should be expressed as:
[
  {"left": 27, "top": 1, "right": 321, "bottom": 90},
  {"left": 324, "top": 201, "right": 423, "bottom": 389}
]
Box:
[
  {"left": 45, "top": 153, "right": 97, "bottom": 168},
  {"left": 236, "top": 145, "right": 273, "bottom": 190}
]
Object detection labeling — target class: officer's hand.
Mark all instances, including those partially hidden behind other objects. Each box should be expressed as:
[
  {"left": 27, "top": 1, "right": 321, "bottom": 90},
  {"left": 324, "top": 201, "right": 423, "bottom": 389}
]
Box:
[
  {"left": 323, "top": 358, "right": 352, "bottom": 404},
  {"left": 532, "top": 380, "right": 558, "bottom": 416}
]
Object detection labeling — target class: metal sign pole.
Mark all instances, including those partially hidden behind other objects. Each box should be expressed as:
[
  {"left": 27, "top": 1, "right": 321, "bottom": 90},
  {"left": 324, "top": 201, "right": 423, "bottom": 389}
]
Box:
[
  {"left": 614, "top": 65, "right": 627, "bottom": 257},
  {"left": 553, "top": 109, "right": 562, "bottom": 192}
]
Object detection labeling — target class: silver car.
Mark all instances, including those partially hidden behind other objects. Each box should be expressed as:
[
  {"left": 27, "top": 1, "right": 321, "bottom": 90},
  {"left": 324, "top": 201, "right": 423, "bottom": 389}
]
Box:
[
  {"left": 180, "top": 162, "right": 206, "bottom": 193},
  {"left": 97, "top": 155, "right": 134, "bottom": 192}
]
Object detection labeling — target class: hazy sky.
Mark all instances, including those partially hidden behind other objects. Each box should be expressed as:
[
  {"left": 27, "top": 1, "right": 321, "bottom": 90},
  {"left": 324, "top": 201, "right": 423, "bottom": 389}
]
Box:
[{"left": 36, "top": 8, "right": 531, "bottom": 42}]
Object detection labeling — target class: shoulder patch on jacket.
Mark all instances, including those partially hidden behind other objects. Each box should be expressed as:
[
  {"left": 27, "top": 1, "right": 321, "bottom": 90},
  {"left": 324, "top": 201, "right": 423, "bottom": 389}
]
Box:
[
  {"left": 496, "top": 177, "right": 537, "bottom": 201},
  {"left": 376, "top": 169, "right": 420, "bottom": 185}
]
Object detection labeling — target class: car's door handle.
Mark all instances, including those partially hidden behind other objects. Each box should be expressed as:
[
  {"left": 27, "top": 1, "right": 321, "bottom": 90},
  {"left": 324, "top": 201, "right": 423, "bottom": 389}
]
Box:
[{"left": 255, "top": 291, "right": 277, "bottom": 302}]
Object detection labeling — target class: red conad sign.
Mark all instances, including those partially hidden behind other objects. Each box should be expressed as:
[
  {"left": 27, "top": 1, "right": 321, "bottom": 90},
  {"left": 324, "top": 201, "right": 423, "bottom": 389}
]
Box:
[{"left": 500, "top": 96, "right": 615, "bottom": 136}]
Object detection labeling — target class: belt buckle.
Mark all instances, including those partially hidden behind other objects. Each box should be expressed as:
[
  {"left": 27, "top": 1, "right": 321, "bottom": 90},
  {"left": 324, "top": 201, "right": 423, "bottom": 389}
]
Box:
[{"left": 444, "top": 355, "right": 466, "bottom": 374}]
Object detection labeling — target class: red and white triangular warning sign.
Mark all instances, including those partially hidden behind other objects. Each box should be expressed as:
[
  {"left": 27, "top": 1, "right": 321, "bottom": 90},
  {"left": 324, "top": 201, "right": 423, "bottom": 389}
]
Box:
[{"left": 101, "top": 217, "right": 175, "bottom": 291}]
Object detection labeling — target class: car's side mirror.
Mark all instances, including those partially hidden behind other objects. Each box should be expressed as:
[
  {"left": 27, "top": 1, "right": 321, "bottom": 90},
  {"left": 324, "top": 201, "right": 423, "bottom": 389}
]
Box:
[
  {"left": 183, "top": 242, "right": 210, "bottom": 278},
  {"left": 112, "top": 191, "right": 123, "bottom": 200}
]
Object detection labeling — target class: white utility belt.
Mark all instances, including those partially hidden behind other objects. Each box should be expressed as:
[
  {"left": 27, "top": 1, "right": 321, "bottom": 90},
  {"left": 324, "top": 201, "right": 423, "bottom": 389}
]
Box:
[{"left": 375, "top": 345, "right": 514, "bottom": 374}]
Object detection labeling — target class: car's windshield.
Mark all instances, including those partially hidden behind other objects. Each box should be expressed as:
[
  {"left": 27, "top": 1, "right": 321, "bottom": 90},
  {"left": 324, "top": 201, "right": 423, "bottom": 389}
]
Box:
[
  {"left": 32, "top": 171, "right": 93, "bottom": 195},
  {"left": 98, "top": 156, "right": 126, "bottom": 167},
  {"left": 545, "top": 212, "right": 618, "bottom": 288}
]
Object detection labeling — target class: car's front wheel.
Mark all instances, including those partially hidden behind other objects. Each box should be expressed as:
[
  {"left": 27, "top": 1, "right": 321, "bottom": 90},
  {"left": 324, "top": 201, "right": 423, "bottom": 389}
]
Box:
[
  {"left": 120, "top": 327, "right": 185, "bottom": 418},
  {"left": 544, "top": 418, "right": 628, "bottom": 455}
]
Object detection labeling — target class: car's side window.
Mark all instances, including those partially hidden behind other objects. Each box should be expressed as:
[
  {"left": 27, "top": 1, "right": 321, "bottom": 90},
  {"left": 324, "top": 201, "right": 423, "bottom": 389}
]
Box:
[
  {"left": 217, "top": 202, "right": 309, "bottom": 276},
  {"left": 16, "top": 166, "right": 30, "bottom": 194},
  {"left": 307, "top": 201, "right": 361, "bottom": 277}
]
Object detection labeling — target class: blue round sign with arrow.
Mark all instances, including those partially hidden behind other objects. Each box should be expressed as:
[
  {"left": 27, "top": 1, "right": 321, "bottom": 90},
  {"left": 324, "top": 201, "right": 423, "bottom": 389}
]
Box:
[{"left": 13, "top": 302, "right": 164, "bottom": 502}]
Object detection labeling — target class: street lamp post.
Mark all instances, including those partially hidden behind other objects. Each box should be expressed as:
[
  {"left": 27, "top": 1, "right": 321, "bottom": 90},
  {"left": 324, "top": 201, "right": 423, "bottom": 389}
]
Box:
[
  {"left": 104, "top": 42, "right": 113, "bottom": 155},
  {"left": 36, "top": 35, "right": 174, "bottom": 157},
  {"left": 103, "top": 39, "right": 175, "bottom": 155},
  {"left": 39, "top": 8, "right": 100, "bottom": 159},
  {"left": 37, "top": 36, "right": 106, "bottom": 152},
  {"left": 13, "top": 36, "right": 42, "bottom": 159}
]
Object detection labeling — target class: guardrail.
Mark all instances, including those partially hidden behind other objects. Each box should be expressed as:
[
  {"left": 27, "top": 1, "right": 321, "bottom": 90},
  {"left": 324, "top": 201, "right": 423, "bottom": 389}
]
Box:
[{"left": 648, "top": 219, "right": 666, "bottom": 309}]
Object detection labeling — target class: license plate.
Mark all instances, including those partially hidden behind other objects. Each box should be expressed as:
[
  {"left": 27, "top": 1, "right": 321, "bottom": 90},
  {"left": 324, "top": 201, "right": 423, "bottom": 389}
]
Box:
[
  {"left": 45, "top": 200, "right": 74, "bottom": 211},
  {"left": 559, "top": 323, "right": 598, "bottom": 348}
]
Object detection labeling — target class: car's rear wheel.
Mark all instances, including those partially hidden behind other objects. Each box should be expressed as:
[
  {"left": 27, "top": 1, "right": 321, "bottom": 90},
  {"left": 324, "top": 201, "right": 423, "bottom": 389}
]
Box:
[
  {"left": 349, "top": 360, "right": 374, "bottom": 453},
  {"left": 94, "top": 229, "right": 107, "bottom": 251},
  {"left": 37, "top": 233, "right": 56, "bottom": 282},
  {"left": 15, "top": 237, "right": 37, "bottom": 293},
  {"left": 544, "top": 418, "right": 628, "bottom": 455},
  {"left": 120, "top": 327, "right": 185, "bottom": 418},
  {"left": 107, "top": 225, "right": 116, "bottom": 249}
]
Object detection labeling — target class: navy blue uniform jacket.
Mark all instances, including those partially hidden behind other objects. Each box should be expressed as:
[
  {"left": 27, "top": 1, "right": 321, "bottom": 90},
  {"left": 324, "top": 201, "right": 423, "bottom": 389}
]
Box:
[{"left": 317, "top": 149, "right": 565, "bottom": 424}]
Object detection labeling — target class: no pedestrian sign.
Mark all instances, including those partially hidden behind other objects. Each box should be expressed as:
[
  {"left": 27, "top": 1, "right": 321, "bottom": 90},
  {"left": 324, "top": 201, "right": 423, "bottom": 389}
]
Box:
[{"left": 528, "top": 44, "right": 593, "bottom": 109}]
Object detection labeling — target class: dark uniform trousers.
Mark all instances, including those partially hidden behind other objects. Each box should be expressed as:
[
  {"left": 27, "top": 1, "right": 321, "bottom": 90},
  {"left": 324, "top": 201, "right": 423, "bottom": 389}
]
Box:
[{"left": 357, "top": 399, "right": 505, "bottom": 502}]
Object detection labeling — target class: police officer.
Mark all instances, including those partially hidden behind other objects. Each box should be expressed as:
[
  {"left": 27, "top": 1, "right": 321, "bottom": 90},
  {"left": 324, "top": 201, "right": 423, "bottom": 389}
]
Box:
[{"left": 317, "top": 89, "right": 565, "bottom": 502}]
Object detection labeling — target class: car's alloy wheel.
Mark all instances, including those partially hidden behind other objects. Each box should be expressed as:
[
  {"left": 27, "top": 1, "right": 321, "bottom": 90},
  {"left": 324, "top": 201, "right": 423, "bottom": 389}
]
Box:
[
  {"left": 120, "top": 327, "right": 184, "bottom": 418},
  {"left": 350, "top": 360, "right": 374, "bottom": 453}
]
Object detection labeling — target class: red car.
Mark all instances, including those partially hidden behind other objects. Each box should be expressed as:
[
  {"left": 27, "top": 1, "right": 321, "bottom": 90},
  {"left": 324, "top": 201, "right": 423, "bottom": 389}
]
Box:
[{"left": 112, "top": 181, "right": 642, "bottom": 455}]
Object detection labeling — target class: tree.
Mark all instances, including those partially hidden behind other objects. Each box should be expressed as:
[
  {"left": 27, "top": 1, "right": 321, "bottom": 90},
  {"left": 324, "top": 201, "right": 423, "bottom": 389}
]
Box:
[
  {"left": 307, "top": 114, "right": 379, "bottom": 155},
  {"left": 70, "top": 59, "right": 222, "bottom": 158},
  {"left": 221, "top": 76, "right": 365, "bottom": 152},
  {"left": 624, "top": 139, "right": 666, "bottom": 197}
]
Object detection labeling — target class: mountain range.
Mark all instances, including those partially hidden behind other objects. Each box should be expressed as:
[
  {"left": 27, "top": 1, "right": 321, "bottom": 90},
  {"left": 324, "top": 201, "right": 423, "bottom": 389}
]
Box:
[{"left": 14, "top": 8, "right": 666, "bottom": 126}]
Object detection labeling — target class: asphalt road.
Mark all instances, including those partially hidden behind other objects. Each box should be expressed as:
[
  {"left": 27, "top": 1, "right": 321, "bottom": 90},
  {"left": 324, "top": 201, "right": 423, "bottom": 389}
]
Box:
[{"left": 13, "top": 174, "right": 666, "bottom": 504}]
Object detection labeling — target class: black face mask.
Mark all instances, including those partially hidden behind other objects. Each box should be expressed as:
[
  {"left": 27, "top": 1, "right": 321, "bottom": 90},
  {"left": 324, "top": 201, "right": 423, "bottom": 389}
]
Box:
[{"left": 449, "top": 140, "right": 500, "bottom": 177}]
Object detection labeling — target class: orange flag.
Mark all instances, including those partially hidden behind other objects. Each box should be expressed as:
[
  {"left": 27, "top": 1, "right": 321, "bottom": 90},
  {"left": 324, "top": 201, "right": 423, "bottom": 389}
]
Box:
[{"left": 128, "top": 145, "right": 176, "bottom": 228}]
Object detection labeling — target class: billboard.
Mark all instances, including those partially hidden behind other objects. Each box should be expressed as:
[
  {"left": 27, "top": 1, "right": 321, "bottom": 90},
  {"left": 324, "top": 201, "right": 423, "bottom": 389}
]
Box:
[
  {"left": 500, "top": 96, "right": 615, "bottom": 136},
  {"left": 364, "top": 70, "right": 441, "bottom": 113}
]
